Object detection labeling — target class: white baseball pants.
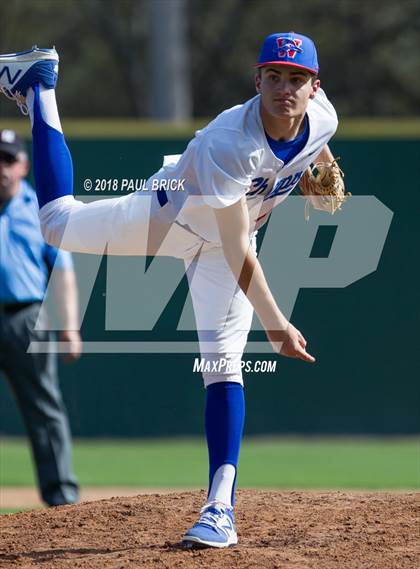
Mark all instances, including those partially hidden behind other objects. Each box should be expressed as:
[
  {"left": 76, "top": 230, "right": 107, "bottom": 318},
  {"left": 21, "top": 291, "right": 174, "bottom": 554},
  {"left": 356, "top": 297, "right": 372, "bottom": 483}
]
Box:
[{"left": 39, "top": 193, "right": 254, "bottom": 386}]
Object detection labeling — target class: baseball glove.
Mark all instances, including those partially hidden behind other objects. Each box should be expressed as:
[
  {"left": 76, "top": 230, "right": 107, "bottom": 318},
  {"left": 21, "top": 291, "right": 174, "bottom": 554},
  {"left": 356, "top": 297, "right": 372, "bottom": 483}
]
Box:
[{"left": 299, "top": 158, "right": 350, "bottom": 220}]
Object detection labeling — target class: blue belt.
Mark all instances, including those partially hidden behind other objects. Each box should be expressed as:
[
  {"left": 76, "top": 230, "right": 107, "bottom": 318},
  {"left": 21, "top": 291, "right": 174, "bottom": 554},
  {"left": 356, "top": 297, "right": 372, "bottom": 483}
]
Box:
[{"left": 157, "top": 189, "right": 168, "bottom": 207}]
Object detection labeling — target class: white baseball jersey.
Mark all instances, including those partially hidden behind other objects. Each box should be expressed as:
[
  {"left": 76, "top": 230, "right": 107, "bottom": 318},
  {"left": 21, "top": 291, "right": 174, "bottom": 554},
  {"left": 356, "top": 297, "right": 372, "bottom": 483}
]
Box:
[
  {"left": 149, "top": 89, "right": 338, "bottom": 244},
  {"left": 40, "top": 89, "right": 337, "bottom": 260}
]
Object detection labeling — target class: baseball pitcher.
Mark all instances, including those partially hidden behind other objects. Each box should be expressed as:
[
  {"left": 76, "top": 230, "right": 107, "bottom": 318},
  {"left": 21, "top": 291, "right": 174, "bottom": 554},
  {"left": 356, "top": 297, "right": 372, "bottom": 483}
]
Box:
[{"left": 0, "top": 32, "right": 347, "bottom": 548}]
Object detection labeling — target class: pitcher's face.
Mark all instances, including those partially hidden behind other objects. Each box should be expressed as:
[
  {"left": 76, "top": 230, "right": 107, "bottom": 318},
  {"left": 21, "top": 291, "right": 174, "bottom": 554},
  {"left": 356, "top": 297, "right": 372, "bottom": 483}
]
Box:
[{"left": 255, "top": 65, "right": 320, "bottom": 120}]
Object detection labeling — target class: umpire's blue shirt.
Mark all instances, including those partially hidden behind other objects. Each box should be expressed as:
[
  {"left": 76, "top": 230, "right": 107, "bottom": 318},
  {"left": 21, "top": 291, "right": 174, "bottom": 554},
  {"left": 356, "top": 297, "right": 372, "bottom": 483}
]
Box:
[{"left": 0, "top": 180, "right": 73, "bottom": 303}]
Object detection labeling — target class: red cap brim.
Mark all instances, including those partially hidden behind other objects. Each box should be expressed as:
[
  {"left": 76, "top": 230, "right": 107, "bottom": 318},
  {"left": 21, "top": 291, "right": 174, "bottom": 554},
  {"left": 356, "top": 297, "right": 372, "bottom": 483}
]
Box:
[{"left": 254, "top": 61, "right": 318, "bottom": 74}]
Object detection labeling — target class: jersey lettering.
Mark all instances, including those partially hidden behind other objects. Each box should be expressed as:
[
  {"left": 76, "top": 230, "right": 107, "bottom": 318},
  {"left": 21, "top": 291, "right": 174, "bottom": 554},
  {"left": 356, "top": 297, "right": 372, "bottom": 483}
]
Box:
[
  {"left": 265, "top": 171, "right": 303, "bottom": 200},
  {"left": 248, "top": 176, "right": 269, "bottom": 196}
]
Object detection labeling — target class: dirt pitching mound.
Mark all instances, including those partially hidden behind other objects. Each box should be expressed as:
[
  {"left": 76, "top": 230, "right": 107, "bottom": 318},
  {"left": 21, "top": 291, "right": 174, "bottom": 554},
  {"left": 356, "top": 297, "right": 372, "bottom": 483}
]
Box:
[{"left": 1, "top": 490, "right": 418, "bottom": 568}]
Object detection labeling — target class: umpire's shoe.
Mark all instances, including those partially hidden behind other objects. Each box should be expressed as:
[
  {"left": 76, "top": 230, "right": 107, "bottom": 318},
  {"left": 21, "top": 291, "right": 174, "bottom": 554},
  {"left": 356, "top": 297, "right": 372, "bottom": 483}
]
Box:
[
  {"left": 182, "top": 501, "right": 238, "bottom": 548},
  {"left": 0, "top": 47, "right": 58, "bottom": 113}
]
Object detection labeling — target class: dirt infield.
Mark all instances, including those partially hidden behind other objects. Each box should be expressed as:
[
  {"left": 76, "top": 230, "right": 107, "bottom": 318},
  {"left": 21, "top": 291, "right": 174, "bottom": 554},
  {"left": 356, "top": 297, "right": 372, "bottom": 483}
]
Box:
[{"left": 1, "top": 490, "right": 418, "bottom": 568}]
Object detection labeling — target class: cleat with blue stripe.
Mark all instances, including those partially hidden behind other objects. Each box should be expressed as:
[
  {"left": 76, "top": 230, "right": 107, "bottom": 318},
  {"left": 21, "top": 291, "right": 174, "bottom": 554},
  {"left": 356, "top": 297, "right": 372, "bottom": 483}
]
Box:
[
  {"left": 0, "top": 47, "right": 59, "bottom": 114},
  {"left": 182, "top": 502, "right": 238, "bottom": 549}
]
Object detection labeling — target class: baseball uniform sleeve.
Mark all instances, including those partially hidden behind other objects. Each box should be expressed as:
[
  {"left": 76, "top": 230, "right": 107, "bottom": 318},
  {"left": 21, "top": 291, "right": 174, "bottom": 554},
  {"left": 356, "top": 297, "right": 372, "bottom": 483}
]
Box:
[
  {"left": 195, "top": 129, "right": 259, "bottom": 209},
  {"left": 312, "top": 88, "right": 339, "bottom": 136}
]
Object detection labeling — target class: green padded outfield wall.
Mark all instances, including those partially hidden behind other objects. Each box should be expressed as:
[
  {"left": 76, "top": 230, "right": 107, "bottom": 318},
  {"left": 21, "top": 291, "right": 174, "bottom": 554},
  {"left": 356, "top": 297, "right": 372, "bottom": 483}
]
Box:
[{"left": 0, "top": 128, "right": 419, "bottom": 436}]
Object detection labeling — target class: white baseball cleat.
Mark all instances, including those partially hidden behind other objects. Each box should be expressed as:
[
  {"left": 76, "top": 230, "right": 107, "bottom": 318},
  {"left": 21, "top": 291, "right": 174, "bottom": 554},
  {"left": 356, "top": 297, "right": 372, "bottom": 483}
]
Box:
[
  {"left": 182, "top": 501, "right": 238, "bottom": 548},
  {"left": 0, "top": 47, "right": 59, "bottom": 114}
]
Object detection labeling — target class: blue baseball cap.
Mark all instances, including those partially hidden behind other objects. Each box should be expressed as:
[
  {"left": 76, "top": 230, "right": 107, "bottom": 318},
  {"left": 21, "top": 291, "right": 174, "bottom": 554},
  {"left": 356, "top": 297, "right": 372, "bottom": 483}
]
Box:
[{"left": 256, "top": 32, "right": 319, "bottom": 75}]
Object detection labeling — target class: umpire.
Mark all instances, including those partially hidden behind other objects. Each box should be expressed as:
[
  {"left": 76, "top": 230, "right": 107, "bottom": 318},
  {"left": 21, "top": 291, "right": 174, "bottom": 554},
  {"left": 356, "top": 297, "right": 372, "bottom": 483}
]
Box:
[{"left": 0, "top": 128, "right": 80, "bottom": 506}]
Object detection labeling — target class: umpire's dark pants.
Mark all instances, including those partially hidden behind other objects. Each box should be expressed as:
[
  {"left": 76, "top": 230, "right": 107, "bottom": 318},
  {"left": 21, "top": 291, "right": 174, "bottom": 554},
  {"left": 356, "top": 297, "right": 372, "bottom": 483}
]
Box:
[{"left": 0, "top": 302, "right": 79, "bottom": 506}]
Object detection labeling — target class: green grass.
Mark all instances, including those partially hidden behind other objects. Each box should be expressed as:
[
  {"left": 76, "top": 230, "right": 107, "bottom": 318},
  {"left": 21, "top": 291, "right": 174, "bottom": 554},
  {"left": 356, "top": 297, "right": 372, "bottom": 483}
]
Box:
[
  {"left": 1, "top": 437, "right": 419, "bottom": 490},
  {"left": 0, "top": 508, "right": 26, "bottom": 514},
  {"left": 2, "top": 118, "right": 420, "bottom": 139}
]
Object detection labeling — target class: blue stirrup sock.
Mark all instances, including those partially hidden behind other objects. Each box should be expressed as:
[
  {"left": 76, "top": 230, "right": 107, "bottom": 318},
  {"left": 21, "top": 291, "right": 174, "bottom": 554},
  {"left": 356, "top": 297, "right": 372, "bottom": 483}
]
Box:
[
  {"left": 205, "top": 381, "right": 245, "bottom": 507},
  {"left": 26, "top": 83, "right": 73, "bottom": 208}
]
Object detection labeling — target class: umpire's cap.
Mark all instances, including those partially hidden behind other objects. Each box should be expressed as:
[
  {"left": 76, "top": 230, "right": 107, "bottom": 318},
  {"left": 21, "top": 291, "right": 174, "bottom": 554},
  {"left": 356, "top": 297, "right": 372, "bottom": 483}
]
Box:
[{"left": 0, "top": 129, "right": 26, "bottom": 158}]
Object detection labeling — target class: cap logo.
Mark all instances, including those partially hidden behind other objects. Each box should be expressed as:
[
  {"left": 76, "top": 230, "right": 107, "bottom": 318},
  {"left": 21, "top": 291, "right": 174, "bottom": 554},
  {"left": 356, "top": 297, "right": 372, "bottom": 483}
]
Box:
[
  {"left": 276, "top": 37, "right": 303, "bottom": 60},
  {"left": 1, "top": 129, "right": 16, "bottom": 144}
]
